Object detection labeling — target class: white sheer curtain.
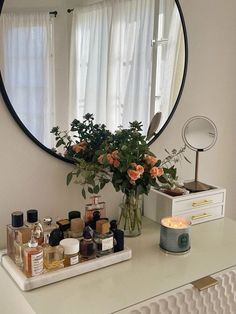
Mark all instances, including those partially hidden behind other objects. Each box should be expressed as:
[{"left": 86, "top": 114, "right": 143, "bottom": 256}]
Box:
[
  {"left": 0, "top": 13, "right": 55, "bottom": 147},
  {"left": 158, "top": 4, "right": 184, "bottom": 128},
  {"left": 69, "top": 0, "right": 154, "bottom": 133}
]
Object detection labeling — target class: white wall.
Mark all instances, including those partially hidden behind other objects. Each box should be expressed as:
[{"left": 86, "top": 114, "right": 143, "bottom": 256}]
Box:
[{"left": 0, "top": 0, "right": 236, "bottom": 249}]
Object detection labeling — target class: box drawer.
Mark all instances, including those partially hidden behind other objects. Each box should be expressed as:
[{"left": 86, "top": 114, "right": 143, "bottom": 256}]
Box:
[
  {"left": 174, "top": 191, "right": 225, "bottom": 212},
  {"left": 175, "top": 205, "right": 224, "bottom": 225}
]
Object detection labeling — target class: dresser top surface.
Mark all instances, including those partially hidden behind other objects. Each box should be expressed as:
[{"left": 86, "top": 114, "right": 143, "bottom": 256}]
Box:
[{"left": 1, "top": 217, "right": 236, "bottom": 314}]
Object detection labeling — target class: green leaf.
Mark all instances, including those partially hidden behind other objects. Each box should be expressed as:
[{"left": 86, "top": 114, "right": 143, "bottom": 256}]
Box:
[
  {"left": 66, "top": 172, "right": 73, "bottom": 185},
  {"left": 88, "top": 187, "right": 94, "bottom": 194},
  {"left": 82, "top": 188, "right": 86, "bottom": 199},
  {"left": 56, "top": 139, "right": 64, "bottom": 148},
  {"left": 100, "top": 181, "right": 106, "bottom": 190},
  {"left": 94, "top": 185, "right": 100, "bottom": 194}
]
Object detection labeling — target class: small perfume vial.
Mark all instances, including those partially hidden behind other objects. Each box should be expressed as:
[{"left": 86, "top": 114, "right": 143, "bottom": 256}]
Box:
[
  {"left": 23, "top": 233, "right": 43, "bottom": 277},
  {"left": 7, "top": 211, "right": 31, "bottom": 262},
  {"left": 59, "top": 238, "right": 80, "bottom": 267},
  {"left": 110, "top": 220, "right": 124, "bottom": 252},
  {"left": 43, "top": 234, "right": 64, "bottom": 271},
  {"left": 68, "top": 218, "right": 84, "bottom": 239},
  {"left": 25, "top": 209, "right": 44, "bottom": 245},
  {"left": 94, "top": 221, "right": 114, "bottom": 257},
  {"left": 84, "top": 196, "right": 106, "bottom": 222},
  {"left": 80, "top": 226, "right": 97, "bottom": 261}
]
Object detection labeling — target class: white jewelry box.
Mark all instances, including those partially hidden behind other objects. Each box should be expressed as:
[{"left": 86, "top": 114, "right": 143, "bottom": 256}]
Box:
[{"left": 144, "top": 184, "right": 226, "bottom": 224}]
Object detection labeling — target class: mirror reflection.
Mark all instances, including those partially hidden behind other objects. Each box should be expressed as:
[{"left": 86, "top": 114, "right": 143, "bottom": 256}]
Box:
[{"left": 0, "top": 0, "right": 186, "bottom": 148}]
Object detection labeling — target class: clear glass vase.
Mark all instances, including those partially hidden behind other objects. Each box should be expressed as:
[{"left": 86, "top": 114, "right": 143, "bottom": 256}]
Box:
[{"left": 118, "top": 191, "right": 142, "bottom": 237}]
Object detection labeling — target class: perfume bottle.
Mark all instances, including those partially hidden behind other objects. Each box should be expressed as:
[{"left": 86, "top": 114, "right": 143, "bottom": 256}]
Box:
[
  {"left": 43, "top": 234, "right": 64, "bottom": 271},
  {"left": 25, "top": 209, "right": 44, "bottom": 245},
  {"left": 59, "top": 238, "right": 80, "bottom": 267},
  {"left": 80, "top": 226, "right": 97, "bottom": 261},
  {"left": 23, "top": 232, "right": 44, "bottom": 277},
  {"left": 68, "top": 218, "right": 84, "bottom": 239},
  {"left": 84, "top": 196, "right": 106, "bottom": 223},
  {"left": 42, "top": 217, "right": 57, "bottom": 235},
  {"left": 7, "top": 211, "right": 31, "bottom": 261},
  {"left": 94, "top": 221, "right": 114, "bottom": 257},
  {"left": 110, "top": 220, "right": 124, "bottom": 252}
]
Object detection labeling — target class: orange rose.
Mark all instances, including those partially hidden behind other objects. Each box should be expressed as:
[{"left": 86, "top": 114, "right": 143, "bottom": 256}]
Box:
[
  {"left": 127, "top": 169, "right": 140, "bottom": 181},
  {"left": 144, "top": 155, "right": 158, "bottom": 167},
  {"left": 111, "top": 150, "right": 119, "bottom": 159},
  {"left": 72, "top": 144, "right": 85, "bottom": 153},
  {"left": 113, "top": 159, "right": 120, "bottom": 168},
  {"left": 97, "top": 155, "right": 104, "bottom": 164},
  {"left": 150, "top": 167, "right": 164, "bottom": 178},
  {"left": 107, "top": 153, "right": 114, "bottom": 165},
  {"left": 136, "top": 165, "right": 144, "bottom": 174}
]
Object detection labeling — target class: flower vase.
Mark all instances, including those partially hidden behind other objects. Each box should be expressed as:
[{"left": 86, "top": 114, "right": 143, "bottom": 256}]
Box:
[{"left": 118, "top": 191, "right": 142, "bottom": 237}]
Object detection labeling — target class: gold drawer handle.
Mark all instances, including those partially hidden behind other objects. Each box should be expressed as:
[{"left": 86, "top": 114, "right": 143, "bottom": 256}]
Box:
[
  {"left": 191, "top": 213, "right": 212, "bottom": 220},
  {"left": 192, "top": 276, "right": 218, "bottom": 291},
  {"left": 192, "top": 199, "right": 213, "bottom": 207}
]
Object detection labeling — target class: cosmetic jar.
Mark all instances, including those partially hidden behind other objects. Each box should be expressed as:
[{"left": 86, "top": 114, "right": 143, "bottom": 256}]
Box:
[{"left": 59, "top": 238, "right": 80, "bottom": 267}]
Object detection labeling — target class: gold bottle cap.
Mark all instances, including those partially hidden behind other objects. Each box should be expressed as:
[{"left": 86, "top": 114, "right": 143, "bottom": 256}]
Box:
[
  {"left": 96, "top": 220, "right": 110, "bottom": 234},
  {"left": 70, "top": 218, "right": 84, "bottom": 232}
]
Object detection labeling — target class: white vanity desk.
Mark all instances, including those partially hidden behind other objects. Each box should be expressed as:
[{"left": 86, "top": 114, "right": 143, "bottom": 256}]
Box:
[{"left": 1, "top": 217, "right": 236, "bottom": 314}]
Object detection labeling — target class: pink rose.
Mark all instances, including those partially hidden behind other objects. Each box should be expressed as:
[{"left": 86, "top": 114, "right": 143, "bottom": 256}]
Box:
[
  {"left": 113, "top": 159, "right": 120, "bottom": 168},
  {"left": 127, "top": 169, "right": 141, "bottom": 181},
  {"left": 97, "top": 155, "right": 104, "bottom": 164},
  {"left": 136, "top": 165, "right": 144, "bottom": 175},
  {"left": 150, "top": 167, "right": 164, "bottom": 178},
  {"left": 144, "top": 155, "right": 158, "bottom": 167}
]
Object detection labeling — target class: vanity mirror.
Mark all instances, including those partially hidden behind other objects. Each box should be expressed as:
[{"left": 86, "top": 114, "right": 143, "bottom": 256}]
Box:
[
  {"left": 0, "top": 0, "right": 188, "bottom": 162},
  {"left": 182, "top": 116, "right": 218, "bottom": 192}
]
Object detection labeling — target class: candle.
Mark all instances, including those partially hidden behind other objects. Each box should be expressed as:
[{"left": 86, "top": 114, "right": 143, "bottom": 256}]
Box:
[
  {"left": 160, "top": 216, "right": 191, "bottom": 254},
  {"left": 161, "top": 217, "right": 190, "bottom": 229}
]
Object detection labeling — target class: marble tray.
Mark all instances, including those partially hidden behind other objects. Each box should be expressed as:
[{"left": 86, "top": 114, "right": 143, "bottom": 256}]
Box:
[{"left": 0, "top": 248, "right": 132, "bottom": 291}]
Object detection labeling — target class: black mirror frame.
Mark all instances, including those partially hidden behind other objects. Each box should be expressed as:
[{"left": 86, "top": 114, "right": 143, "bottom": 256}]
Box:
[{"left": 0, "top": 0, "right": 188, "bottom": 163}]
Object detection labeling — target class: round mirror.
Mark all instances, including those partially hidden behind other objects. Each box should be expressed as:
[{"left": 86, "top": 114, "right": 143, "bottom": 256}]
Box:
[
  {"left": 0, "top": 0, "right": 188, "bottom": 162},
  {"left": 182, "top": 116, "right": 217, "bottom": 151},
  {"left": 182, "top": 116, "right": 217, "bottom": 192}
]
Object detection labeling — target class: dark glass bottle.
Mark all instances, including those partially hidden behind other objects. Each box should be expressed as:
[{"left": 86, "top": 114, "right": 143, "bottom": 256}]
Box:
[
  {"left": 80, "top": 226, "right": 97, "bottom": 261},
  {"left": 110, "top": 220, "right": 124, "bottom": 252}
]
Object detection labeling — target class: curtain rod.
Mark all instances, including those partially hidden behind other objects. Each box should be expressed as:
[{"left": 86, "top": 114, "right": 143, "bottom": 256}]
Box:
[
  {"left": 67, "top": 9, "right": 74, "bottom": 13},
  {"left": 49, "top": 11, "right": 58, "bottom": 17}
]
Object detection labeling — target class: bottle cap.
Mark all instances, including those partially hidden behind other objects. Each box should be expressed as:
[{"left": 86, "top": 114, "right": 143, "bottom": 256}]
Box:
[
  {"left": 110, "top": 220, "right": 118, "bottom": 231},
  {"left": 93, "top": 210, "right": 101, "bottom": 220},
  {"left": 68, "top": 211, "right": 81, "bottom": 221},
  {"left": 27, "top": 209, "right": 38, "bottom": 223},
  {"left": 83, "top": 226, "right": 94, "bottom": 239},
  {"left": 70, "top": 218, "right": 84, "bottom": 232},
  {"left": 96, "top": 220, "right": 110, "bottom": 234},
  {"left": 49, "top": 228, "right": 64, "bottom": 246},
  {"left": 11, "top": 211, "right": 24, "bottom": 228},
  {"left": 43, "top": 217, "right": 53, "bottom": 225},
  {"left": 60, "top": 238, "right": 80, "bottom": 254}
]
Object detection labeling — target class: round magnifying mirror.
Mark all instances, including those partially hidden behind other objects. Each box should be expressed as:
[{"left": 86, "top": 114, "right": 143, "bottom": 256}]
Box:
[{"left": 182, "top": 116, "right": 217, "bottom": 192}]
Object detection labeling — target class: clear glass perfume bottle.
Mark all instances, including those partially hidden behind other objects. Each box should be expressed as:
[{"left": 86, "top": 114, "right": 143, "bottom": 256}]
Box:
[
  {"left": 23, "top": 232, "right": 44, "bottom": 277},
  {"left": 25, "top": 209, "right": 44, "bottom": 245},
  {"left": 94, "top": 221, "right": 114, "bottom": 257},
  {"left": 7, "top": 211, "right": 31, "bottom": 262},
  {"left": 80, "top": 226, "right": 97, "bottom": 261},
  {"left": 43, "top": 234, "right": 64, "bottom": 271},
  {"left": 84, "top": 196, "right": 106, "bottom": 223}
]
